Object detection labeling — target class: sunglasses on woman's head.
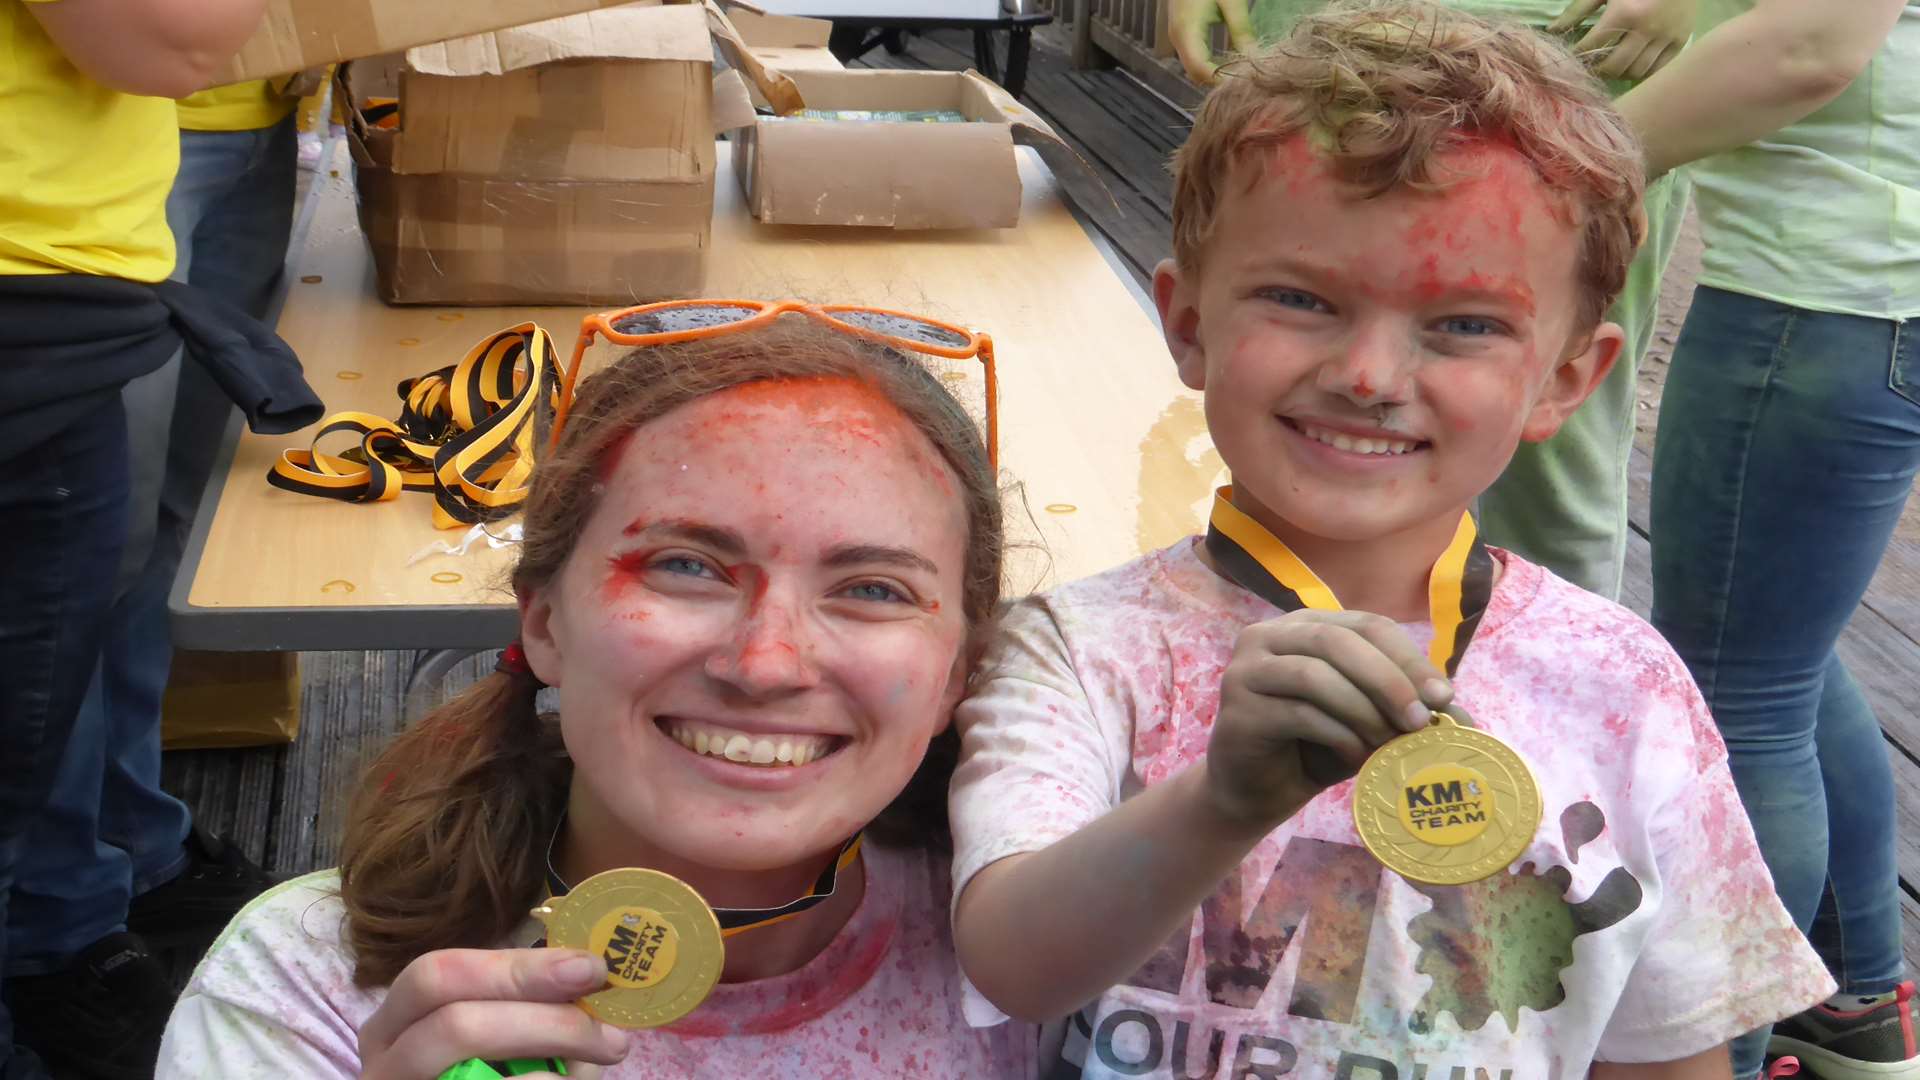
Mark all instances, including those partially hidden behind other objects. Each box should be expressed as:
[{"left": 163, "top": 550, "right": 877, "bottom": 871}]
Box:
[{"left": 556, "top": 299, "right": 998, "bottom": 472}]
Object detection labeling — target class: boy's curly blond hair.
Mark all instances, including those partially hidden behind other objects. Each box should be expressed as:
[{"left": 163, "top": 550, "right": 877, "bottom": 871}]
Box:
[{"left": 1171, "top": 0, "right": 1646, "bottom": 332}]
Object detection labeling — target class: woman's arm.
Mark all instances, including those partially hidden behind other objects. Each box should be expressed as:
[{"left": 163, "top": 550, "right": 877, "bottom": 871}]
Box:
[
  {"left": 1591, "top": 1045, "right": 1734, "bottom": 1079},
  {"left": 28, "top": 0, "right": 270, "bottom": 99},
  {"left": 1614, "top": 0, "right": 1906, "bottom": 176}
]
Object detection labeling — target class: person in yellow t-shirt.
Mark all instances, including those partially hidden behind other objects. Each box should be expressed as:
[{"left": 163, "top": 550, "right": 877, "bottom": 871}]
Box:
[
  {"left": 0, "top": 2, "right": 269, "bottom": 1078},
  {"left": 7, "top": 70, "right": 298, "bottom": 1080}
]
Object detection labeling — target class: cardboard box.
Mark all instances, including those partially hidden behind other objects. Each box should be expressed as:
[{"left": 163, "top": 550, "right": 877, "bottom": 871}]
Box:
[
  {"left": 753, "top": 0, "right": 1006, "bottom": 17},
  {"left": 217, "top": 0, "right": 642, "bottom": 86},
  {"left": 731, "top": 68, "right": 1081, "bottom": 229},
  {"left": 345, "top": 4, "right": 742, "bottom": 305},
  {"left": 162, "top": 651, "right": 301, "bottom": 750}
]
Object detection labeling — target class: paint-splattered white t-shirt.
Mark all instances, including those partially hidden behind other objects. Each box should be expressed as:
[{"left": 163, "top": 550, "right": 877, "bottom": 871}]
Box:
[
  {"left": 950, "top": 539, "right": 1833, "bottom": 1079},
  {"left": 158, "top": 841, "right": 1036, "bottom": 1078}
]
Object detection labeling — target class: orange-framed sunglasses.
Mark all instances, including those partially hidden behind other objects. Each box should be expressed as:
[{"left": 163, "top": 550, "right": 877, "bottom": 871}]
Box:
[{"left": 556, "top": 299, "right": 999, "bottom": 472}]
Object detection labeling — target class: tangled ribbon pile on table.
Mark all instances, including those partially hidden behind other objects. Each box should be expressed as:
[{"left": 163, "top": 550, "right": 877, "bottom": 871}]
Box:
[{"left": 266, "top": 323, "right": 554, "bottom": 530}]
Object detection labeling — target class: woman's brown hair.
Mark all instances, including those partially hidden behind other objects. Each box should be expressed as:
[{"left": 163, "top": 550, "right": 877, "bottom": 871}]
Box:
[{"left": 338, "top": 317, "right": 1005, "bottom": 987}]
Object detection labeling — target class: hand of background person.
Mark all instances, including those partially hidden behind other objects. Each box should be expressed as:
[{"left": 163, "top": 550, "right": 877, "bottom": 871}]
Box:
[
  {"left": 358, "top": 948, "right": 628, "bottom": 1080},
  {"left": 1169, "top": 0, "right": 1258, "bottom": 84},
  {"left": 1205, "top": 610, "right": 1451, "bottom": 827},
  {"left": 1549, "top": 0, "right": 1698, "bottom": 80}
]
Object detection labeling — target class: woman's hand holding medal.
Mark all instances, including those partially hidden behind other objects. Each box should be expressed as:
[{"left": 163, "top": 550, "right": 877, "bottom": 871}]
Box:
[
  {"left": 357, "top": 947, "right": 627, "bottom": 1080},
  {"left": 1207, "top": 608, "right": 1453, "bottom": 829}
]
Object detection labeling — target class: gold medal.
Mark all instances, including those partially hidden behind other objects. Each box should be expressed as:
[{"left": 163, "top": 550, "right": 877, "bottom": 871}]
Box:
[
  {"left": 1351, "top": 708, "right": 1541, "bottom": 885},
  {"left": 532, "top": 867, "right": 724, "bottom": 1029}
]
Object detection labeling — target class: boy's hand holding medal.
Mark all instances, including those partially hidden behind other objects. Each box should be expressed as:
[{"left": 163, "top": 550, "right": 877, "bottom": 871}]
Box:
[{"left": 1208, "top": 608, "right": 1451, "bottom": 826}]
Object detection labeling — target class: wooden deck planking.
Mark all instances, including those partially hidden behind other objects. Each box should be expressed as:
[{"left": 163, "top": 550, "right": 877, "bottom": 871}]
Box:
[{"left": 163, "top": 27, "right": 1920, "bottom": 971}]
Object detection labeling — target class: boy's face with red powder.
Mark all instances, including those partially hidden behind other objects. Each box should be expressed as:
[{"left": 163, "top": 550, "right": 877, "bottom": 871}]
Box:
[
  {"left": 1155, "top": 133, "right": 1622, "bottom": 550},
  {"left": 521, "top": 377, "right": 971, "bottom": 876}
]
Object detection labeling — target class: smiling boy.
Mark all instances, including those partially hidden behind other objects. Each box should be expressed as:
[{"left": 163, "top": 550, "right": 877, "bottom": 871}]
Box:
[{"left": 947, "top": 5, "right": 1831, "bottom": 1078}]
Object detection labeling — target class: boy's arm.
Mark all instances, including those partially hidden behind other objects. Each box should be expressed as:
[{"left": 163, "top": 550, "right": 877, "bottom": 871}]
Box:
[
  {"left": 1590, "top": 1046, "right": 1733, "bottom": 1079},
  {"left": 954, "top": 765, "right": 1279, "bottom": 1022},
  {"left": 953, "top": 608, "right": 1447, "bottom": 1023},
  {"left": 27, "top": 0, "right": 270, "bottom": 99},
  {"left": 1614, "top": 0, "right": 1906, "bottom": 177}
]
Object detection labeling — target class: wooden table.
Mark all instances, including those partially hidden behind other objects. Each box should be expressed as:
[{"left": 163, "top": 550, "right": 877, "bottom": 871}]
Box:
[{"left": 171, "top": 142, "right": 1223, "bottom": 653}]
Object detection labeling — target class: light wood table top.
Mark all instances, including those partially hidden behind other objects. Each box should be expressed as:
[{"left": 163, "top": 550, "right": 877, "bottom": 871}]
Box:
[{"left": 173, "top": 143, "right": 1223, "bottom": 650}]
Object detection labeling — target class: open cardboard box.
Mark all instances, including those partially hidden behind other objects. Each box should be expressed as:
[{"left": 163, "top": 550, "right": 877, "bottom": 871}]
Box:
[
  {"left": 730, "top": 68, "right": 1090, "bottom": 230},
  {"left": 215, "top": 0, "right": 647, "bottom": 86},
  {"left": 343, "top": 4, "right": 761, "bottom": 305}
]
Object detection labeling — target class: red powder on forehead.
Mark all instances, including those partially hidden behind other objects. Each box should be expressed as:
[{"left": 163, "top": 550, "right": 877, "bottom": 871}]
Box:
[{"left": 595, "top": 429, "right": 636, "bottom": 482}]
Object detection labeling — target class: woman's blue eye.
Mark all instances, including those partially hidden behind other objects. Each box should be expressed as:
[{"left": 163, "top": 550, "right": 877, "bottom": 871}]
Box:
[
  {"left": 843, "top": 581, "right": 907, "bottom": 603},
  {"left": 657, "top": 556, "right": 714, "bottom": 578},
  {"left": 1439, "top": 316, "right": 1502, "bottom": 336}
]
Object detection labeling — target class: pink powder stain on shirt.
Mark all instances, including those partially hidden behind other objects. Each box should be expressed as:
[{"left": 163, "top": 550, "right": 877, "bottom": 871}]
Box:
[{"left": 949, "top": 540, "right": 1835, "bottom": 1067}]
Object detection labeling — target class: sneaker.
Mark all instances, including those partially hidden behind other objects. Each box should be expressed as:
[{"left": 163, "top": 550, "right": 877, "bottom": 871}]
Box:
[
  {"left": 2, "top": 932, "right": 172, "bottom": 1080},
  {"left": 1771, "top": 981, "right": 1920, "bottom": 1079},
  {"left": 126, "top": 826, "right": 282, "bottom": 946}
]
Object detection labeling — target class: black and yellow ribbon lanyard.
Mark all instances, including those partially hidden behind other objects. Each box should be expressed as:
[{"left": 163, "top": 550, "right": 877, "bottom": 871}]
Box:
[
  {"left": 1203, "top": 485, "right": 1495, "bottom": 783},
  {"left": 537, "top": 821, "right": 865, "bottom": 944},
  {"left": 266, "top": 323, "right": 555, "bottom": 529}
]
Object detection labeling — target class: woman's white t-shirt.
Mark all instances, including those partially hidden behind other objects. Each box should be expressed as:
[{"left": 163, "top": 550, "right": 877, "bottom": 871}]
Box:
[{"left": 158, "top": 841, "right": 1036, "bottom": 1078}]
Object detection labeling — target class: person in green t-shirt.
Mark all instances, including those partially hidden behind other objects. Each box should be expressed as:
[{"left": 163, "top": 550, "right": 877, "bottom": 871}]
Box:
[
  {"left": 1621, "top": 2, "right": 1917, "bottom": 1078},
  {"left": 1169, "top": 0, "right": 1693, "bottom": 606}
]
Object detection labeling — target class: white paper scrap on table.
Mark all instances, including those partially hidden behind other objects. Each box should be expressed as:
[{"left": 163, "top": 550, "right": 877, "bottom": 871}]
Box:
[{"left": 405, "top": 521, "right": 524, "bottom": 565}]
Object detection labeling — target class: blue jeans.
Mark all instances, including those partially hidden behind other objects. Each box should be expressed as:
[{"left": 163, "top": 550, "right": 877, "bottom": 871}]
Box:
[
  {"left": 6, "top": 117, "right": 296, "bottom": 972},
  {"left": 0, "top": 396, "right": 130, "bottom": 1073},
  {"left": 1651, "top": 287, "right": 1918, "bottom": 1078}
]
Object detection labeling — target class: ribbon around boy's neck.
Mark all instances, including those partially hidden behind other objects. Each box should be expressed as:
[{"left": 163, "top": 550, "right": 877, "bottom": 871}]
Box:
[{"left": 1202, "top": 486, "right": 1494, "bottom": 676}]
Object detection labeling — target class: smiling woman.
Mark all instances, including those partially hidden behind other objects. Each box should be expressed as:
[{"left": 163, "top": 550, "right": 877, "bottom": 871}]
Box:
[{"left": 154, "top": 318, "right": 1034, "bottom": 1078}]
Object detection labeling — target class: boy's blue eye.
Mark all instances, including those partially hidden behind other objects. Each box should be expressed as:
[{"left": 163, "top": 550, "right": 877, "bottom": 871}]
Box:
[
  {"left": 1438, "top": 316, "right": 1503, "bottom": 336},
  {"left": 1257, "top": 287, "right": 1330, "bottom": 313},
  {"left": 842, "top": 581, "right": 907, "bottom": 604}
]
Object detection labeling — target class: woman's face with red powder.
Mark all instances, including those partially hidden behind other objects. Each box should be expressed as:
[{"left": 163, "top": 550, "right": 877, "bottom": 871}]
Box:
[
  {"left": 1156, "top": 133, "right": 1622, "bottom": 546},
  {"left": 521, "top": 377, "right": 971, "bottom": 873}
]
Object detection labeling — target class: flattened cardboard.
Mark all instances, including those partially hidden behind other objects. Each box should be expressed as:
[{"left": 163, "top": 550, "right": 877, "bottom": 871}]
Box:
[
  {"left": 730, "top": 7, "right": 841, "bottom": 110},
  {"left": 733, "top": 68, "right": 1095, "bottom": 230},
  {"left": 216, "top": 0, "right": 638, "bottom": 86}
]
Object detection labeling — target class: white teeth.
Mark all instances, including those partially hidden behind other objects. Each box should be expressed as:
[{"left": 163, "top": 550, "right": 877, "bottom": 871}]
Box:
[
  {"left": 662, "top": 719, "right": 836, "bottom": 768},
  {"left": 1299, "top": 422, "right": 1418, "bottom": 456}
]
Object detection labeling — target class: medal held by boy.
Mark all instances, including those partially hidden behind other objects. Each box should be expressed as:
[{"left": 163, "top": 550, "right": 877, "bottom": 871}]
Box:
[{"left": 1205, "top": 487, "right": 1542, "bottom": 885}]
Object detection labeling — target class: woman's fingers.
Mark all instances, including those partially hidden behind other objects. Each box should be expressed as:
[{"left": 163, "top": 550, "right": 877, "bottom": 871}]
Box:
[
  {"left": 1218, "top": 0, "right": 1258, "bottom": 52},
  {"left": 1631, "top": 37, "right": 1682, "bottom": 79},
  {"left": 1169, "top": 0, "right": 1224, "bottom": 84},
  {"left": 1547, "top": 0, "right": 1606, "bottom": 34},
  {"left": 360, "top": 948, "right": 607, "bottom": 1062},
  {"left": 371, "top": 1001, "right": 628, "bottom": 1080},
  {"left": 1595, "top": 31, "right": 1654, "bottom": 78}
]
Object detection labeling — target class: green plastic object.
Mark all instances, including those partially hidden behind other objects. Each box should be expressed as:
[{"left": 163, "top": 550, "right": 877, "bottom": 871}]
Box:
[{"left": 437, "top": 1059, "right": 568, "bottom": 1079}]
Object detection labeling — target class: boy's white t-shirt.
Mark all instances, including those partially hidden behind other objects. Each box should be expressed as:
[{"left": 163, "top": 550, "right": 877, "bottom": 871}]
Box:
[
  {"left": 950, "top": 539, "right": 1834, "bottom": 1079},
  {"left": 158, "top": 842, "right": 1036, "bottom": 1078}
]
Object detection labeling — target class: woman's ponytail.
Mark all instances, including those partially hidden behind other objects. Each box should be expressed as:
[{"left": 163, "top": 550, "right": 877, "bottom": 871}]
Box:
[{"left": 338, "top": 665, "right": 569, "bottom": 987}]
